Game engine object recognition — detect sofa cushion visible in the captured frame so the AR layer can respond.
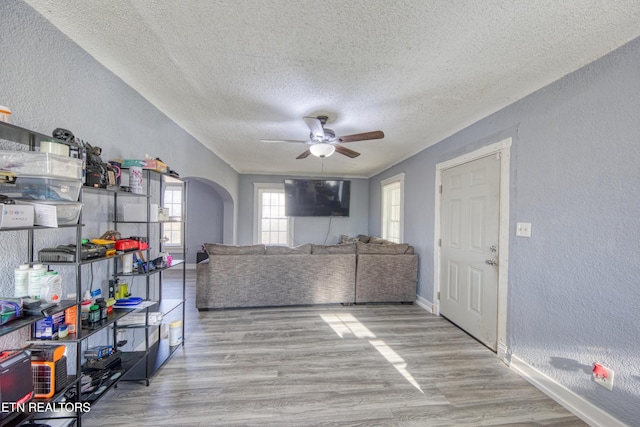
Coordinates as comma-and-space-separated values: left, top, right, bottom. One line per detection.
356, 241, 410, 254
265, 244, 312, 255
205, 243, 265, 255
312, 243, 356, 254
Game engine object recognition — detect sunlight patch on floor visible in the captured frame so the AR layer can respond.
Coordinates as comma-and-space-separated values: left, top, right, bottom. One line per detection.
320, 313, 375, 339
321, 313, 423, 393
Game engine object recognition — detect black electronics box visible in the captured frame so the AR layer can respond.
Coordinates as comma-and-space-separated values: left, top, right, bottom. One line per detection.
0, 349, 34, 419
39, 243, 106, 262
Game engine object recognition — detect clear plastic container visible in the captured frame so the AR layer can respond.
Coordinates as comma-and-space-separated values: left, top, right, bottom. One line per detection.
39, 271, 62, 303
0, 176, 81, 201
0, 150, 81, 179
16, 200, 82, 225
28, 264, 47, 299
14, 264, 30, 297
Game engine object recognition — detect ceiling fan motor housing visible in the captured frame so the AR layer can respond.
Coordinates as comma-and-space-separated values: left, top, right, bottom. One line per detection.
260, 114, 384, 159
311, 128, 336, 142
316, 115, 329, 125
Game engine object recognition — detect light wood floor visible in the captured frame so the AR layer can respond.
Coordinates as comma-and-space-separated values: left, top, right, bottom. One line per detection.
81, 270, 585, 426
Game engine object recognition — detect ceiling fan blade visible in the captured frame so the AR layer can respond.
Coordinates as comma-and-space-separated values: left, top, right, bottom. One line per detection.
296, 149, 312, 159
338, 130, 384, 143
334, 145, 360, 158
303, 116, 325, 140
260, 139, 307, 144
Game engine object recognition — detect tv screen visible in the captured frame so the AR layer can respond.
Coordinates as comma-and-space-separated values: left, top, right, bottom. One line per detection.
284, 179, 351, 217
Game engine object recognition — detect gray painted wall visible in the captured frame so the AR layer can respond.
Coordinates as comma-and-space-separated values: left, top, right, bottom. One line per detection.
185, 178, 224, 261
0, 1, 239, 201
237, 174, 369, 245
0, 0, 240, 251
0, 1, 239, 343
369, 37, 640, 424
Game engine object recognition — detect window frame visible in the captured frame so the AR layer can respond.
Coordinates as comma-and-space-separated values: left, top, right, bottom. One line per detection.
162, 182, 183, 249
253, 182, 293, 246
381, 173, 405, 243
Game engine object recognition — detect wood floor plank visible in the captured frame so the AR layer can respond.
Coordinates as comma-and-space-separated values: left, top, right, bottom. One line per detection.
79, 270, 586, 426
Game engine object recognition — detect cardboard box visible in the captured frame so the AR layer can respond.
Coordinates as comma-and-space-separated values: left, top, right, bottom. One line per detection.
157, 206, 170, 221
0, 203, 34, 228
122, 159, 168, 173
121, 203, 145, 222
34, 311, 65, 339
120, 203, 158, 222
117, 312, 163, 326
84, 345, 114, 359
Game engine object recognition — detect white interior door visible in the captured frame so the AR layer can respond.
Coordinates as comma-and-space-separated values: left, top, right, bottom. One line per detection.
439, 154, 501, 350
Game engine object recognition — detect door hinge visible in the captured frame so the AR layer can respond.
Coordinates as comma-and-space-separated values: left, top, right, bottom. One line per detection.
439, 184, 443, 194
437, 291, 441, 300
438, 238, 441, 247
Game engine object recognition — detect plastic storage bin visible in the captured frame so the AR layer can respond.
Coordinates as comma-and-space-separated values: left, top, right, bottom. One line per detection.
0, 176, 81, 201
0, 150, 82, 179
16, 200, 82, 226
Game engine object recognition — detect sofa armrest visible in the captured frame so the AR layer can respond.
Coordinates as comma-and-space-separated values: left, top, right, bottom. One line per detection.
356, 254, 418, 303
196, 259, 210, 309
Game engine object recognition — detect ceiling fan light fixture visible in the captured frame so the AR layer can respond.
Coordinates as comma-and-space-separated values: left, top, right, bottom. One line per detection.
309, 143, 335, 158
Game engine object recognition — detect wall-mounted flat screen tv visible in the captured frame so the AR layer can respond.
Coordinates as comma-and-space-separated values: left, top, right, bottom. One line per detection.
284, 179, 351, 217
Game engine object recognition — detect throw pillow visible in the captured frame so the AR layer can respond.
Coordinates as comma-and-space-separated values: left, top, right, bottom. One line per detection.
356, 241, 410, 254
312, 243, 357, 254
265, 244, 312, 254
205, 243, 265, 255
339, 234, 360, 244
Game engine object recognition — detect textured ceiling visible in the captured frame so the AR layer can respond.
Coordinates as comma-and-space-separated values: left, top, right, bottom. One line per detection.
24, 0, 640, 177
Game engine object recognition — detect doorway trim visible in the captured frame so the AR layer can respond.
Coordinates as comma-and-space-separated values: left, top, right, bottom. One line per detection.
434, 137, 512, 361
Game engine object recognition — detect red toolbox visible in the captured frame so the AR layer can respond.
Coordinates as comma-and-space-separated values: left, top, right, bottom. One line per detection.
114, 239, 139, 251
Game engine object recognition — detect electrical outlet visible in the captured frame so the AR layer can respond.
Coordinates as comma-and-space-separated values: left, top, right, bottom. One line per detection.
516, 222, 532, 237
593, 363, 614, 391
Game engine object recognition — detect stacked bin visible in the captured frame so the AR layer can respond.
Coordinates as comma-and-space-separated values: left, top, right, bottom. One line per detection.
0, 150, 83, 225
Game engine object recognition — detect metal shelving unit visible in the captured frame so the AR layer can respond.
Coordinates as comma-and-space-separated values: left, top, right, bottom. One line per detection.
0, 121, 165, 426
111, 168, 186, 386
0, 121, 91, 427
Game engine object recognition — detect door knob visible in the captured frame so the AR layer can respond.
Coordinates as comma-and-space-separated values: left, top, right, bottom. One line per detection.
485, 259, 498, 266
490, 245, 497, 253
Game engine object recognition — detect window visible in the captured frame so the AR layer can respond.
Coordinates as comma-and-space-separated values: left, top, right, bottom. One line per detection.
381, 173, 404, 243
253, 183, 292, 245
162, 181, 183, 247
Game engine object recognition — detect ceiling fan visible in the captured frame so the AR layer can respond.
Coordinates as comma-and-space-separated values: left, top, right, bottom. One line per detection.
260, 116, 384, 159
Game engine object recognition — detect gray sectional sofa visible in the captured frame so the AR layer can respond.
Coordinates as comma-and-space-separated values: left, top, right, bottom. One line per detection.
196, 239, 418, 310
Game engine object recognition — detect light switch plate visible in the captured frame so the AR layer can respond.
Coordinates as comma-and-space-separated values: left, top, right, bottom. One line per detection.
516, 222, 532, 237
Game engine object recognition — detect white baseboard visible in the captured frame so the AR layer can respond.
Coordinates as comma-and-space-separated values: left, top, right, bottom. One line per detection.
414, 295, 434, 313
509, 355, 627, 427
